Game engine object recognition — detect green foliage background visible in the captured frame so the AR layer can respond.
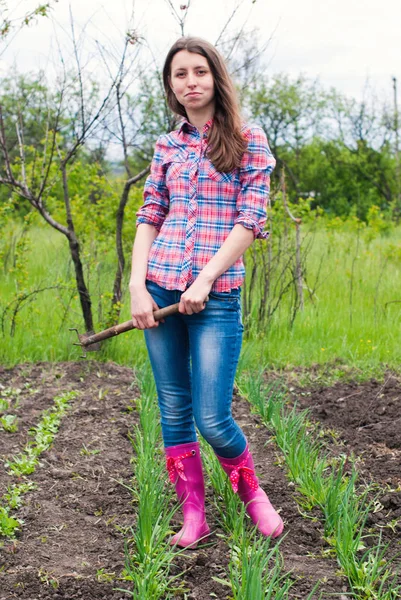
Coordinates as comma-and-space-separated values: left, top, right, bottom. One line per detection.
0, 67, 400, 372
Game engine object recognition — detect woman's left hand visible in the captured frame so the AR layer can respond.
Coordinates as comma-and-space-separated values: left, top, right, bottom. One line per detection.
179, 277, 212, 315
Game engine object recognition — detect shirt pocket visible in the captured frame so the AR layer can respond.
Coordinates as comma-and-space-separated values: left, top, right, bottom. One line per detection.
208, 163, 237, 184
162, 148, 188, 181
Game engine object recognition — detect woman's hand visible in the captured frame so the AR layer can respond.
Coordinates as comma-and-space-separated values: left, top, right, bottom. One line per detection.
130, 285, 160, 329
179, 276, 212, 315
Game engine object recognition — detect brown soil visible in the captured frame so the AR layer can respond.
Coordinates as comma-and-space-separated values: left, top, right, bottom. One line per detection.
0, 362, 396, 599
289, 373, 401, 586
0, 362, 136, 600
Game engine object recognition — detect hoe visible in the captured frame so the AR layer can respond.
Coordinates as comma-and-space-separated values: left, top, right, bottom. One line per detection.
70, 302, 180, 358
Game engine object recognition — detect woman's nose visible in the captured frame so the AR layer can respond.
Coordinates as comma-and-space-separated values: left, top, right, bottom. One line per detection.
187, 73, 197, 87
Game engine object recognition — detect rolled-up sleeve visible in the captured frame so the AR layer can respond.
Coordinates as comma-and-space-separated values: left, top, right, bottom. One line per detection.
136, 136, 169, 231
234, 126, 276, 239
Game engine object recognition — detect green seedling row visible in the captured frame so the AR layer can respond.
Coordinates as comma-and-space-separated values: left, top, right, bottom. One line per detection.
0, 390, 78, 538
237, 371, 400, 600
201, 442, 320, 600
116, 362, 185, 599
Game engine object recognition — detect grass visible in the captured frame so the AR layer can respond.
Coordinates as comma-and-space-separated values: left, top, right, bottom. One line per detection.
237, 370, 401, 599
0, 222, 400, 373
243, 224, 401, 370
1, 218, 400, 594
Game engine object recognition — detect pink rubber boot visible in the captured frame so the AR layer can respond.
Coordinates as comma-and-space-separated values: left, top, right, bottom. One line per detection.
165, 441, 210, 548
216, 445, 284, 538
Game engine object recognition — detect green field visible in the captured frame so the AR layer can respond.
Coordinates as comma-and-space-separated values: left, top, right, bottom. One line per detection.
1, 219, 400, 373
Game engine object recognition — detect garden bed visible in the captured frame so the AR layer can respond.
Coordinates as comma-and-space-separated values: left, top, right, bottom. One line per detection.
290, 374, 401, 583
0, 362, 399, 598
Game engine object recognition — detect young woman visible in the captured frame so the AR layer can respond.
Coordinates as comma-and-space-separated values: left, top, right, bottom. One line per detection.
129, 37, 283, 548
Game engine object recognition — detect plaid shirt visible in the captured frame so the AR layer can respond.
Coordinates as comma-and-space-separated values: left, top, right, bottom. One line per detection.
136, 119, 276, 292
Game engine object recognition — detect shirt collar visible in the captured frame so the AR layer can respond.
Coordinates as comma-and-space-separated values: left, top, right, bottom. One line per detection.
179, 117, 214, 136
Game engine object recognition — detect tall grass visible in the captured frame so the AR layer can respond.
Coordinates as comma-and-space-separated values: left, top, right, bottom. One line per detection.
252, 225, 401, 369
1, 222, 400, 370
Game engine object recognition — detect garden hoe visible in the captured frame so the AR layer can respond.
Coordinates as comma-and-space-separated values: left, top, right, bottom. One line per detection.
70, 302, 180, 358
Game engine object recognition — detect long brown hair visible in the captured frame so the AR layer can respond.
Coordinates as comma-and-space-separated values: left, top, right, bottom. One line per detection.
162, 37, 247, 173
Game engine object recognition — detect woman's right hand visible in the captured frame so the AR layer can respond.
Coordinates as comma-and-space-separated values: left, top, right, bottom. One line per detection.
130, 285, 160, 330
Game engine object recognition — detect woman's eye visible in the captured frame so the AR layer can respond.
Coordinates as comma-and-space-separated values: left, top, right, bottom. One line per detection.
197, 70, 206, 75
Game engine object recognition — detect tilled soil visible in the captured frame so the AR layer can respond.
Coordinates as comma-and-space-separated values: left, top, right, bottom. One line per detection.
0, 362, 136, 600
290, 372, 401, 586
0, 361, 397, 599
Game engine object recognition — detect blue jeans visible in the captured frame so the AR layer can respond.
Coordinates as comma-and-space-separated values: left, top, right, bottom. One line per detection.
144, 280, 247, 459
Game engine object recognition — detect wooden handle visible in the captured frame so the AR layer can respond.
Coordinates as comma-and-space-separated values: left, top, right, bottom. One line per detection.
153, 302, 180, 321
79, 302, 180, 347
79, 297, 208, 348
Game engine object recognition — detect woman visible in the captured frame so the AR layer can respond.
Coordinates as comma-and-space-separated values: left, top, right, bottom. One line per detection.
129, 37, 283, 548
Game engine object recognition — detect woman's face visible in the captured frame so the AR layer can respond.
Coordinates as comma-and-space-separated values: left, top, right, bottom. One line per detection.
169, 50, 215, 116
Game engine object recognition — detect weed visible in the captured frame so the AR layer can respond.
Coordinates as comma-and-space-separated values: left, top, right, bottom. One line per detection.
80, 443, 101, 457
96, 568, 115, 584
38, 569, 59, 589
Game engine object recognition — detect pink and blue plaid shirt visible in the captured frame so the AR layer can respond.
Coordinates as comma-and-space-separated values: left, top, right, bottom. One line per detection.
136, 119, 276, 292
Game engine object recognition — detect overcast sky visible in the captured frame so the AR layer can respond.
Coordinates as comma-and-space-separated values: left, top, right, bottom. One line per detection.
1, 0, 400, 103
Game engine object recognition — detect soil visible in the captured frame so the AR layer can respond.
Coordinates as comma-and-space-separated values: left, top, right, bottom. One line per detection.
288, 372, 401, 587
0, 361, 398, 599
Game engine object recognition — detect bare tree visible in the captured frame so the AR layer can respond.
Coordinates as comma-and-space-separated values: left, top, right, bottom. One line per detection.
95, 33, 177, 323
0, 17, 121, 332
164, 0, 192, 36
0, 0, 59, 55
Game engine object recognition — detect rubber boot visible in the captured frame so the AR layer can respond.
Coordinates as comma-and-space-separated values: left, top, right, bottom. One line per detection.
216, 444, 284, 538
165, 441, 210, 548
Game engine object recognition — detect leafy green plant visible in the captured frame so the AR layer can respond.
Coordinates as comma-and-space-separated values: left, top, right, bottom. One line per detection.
0, 386, 22, 409
0, 414, 18, 432
3, 482, 36, 510
5, 451, 38, 476
0, 397, 9, 412
0, 506, 21, 537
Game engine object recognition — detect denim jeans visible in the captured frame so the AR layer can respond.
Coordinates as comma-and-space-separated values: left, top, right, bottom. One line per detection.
144, 280, 247, 459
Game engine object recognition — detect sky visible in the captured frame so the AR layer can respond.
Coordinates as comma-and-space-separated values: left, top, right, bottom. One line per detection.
1, 0, 400, 103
